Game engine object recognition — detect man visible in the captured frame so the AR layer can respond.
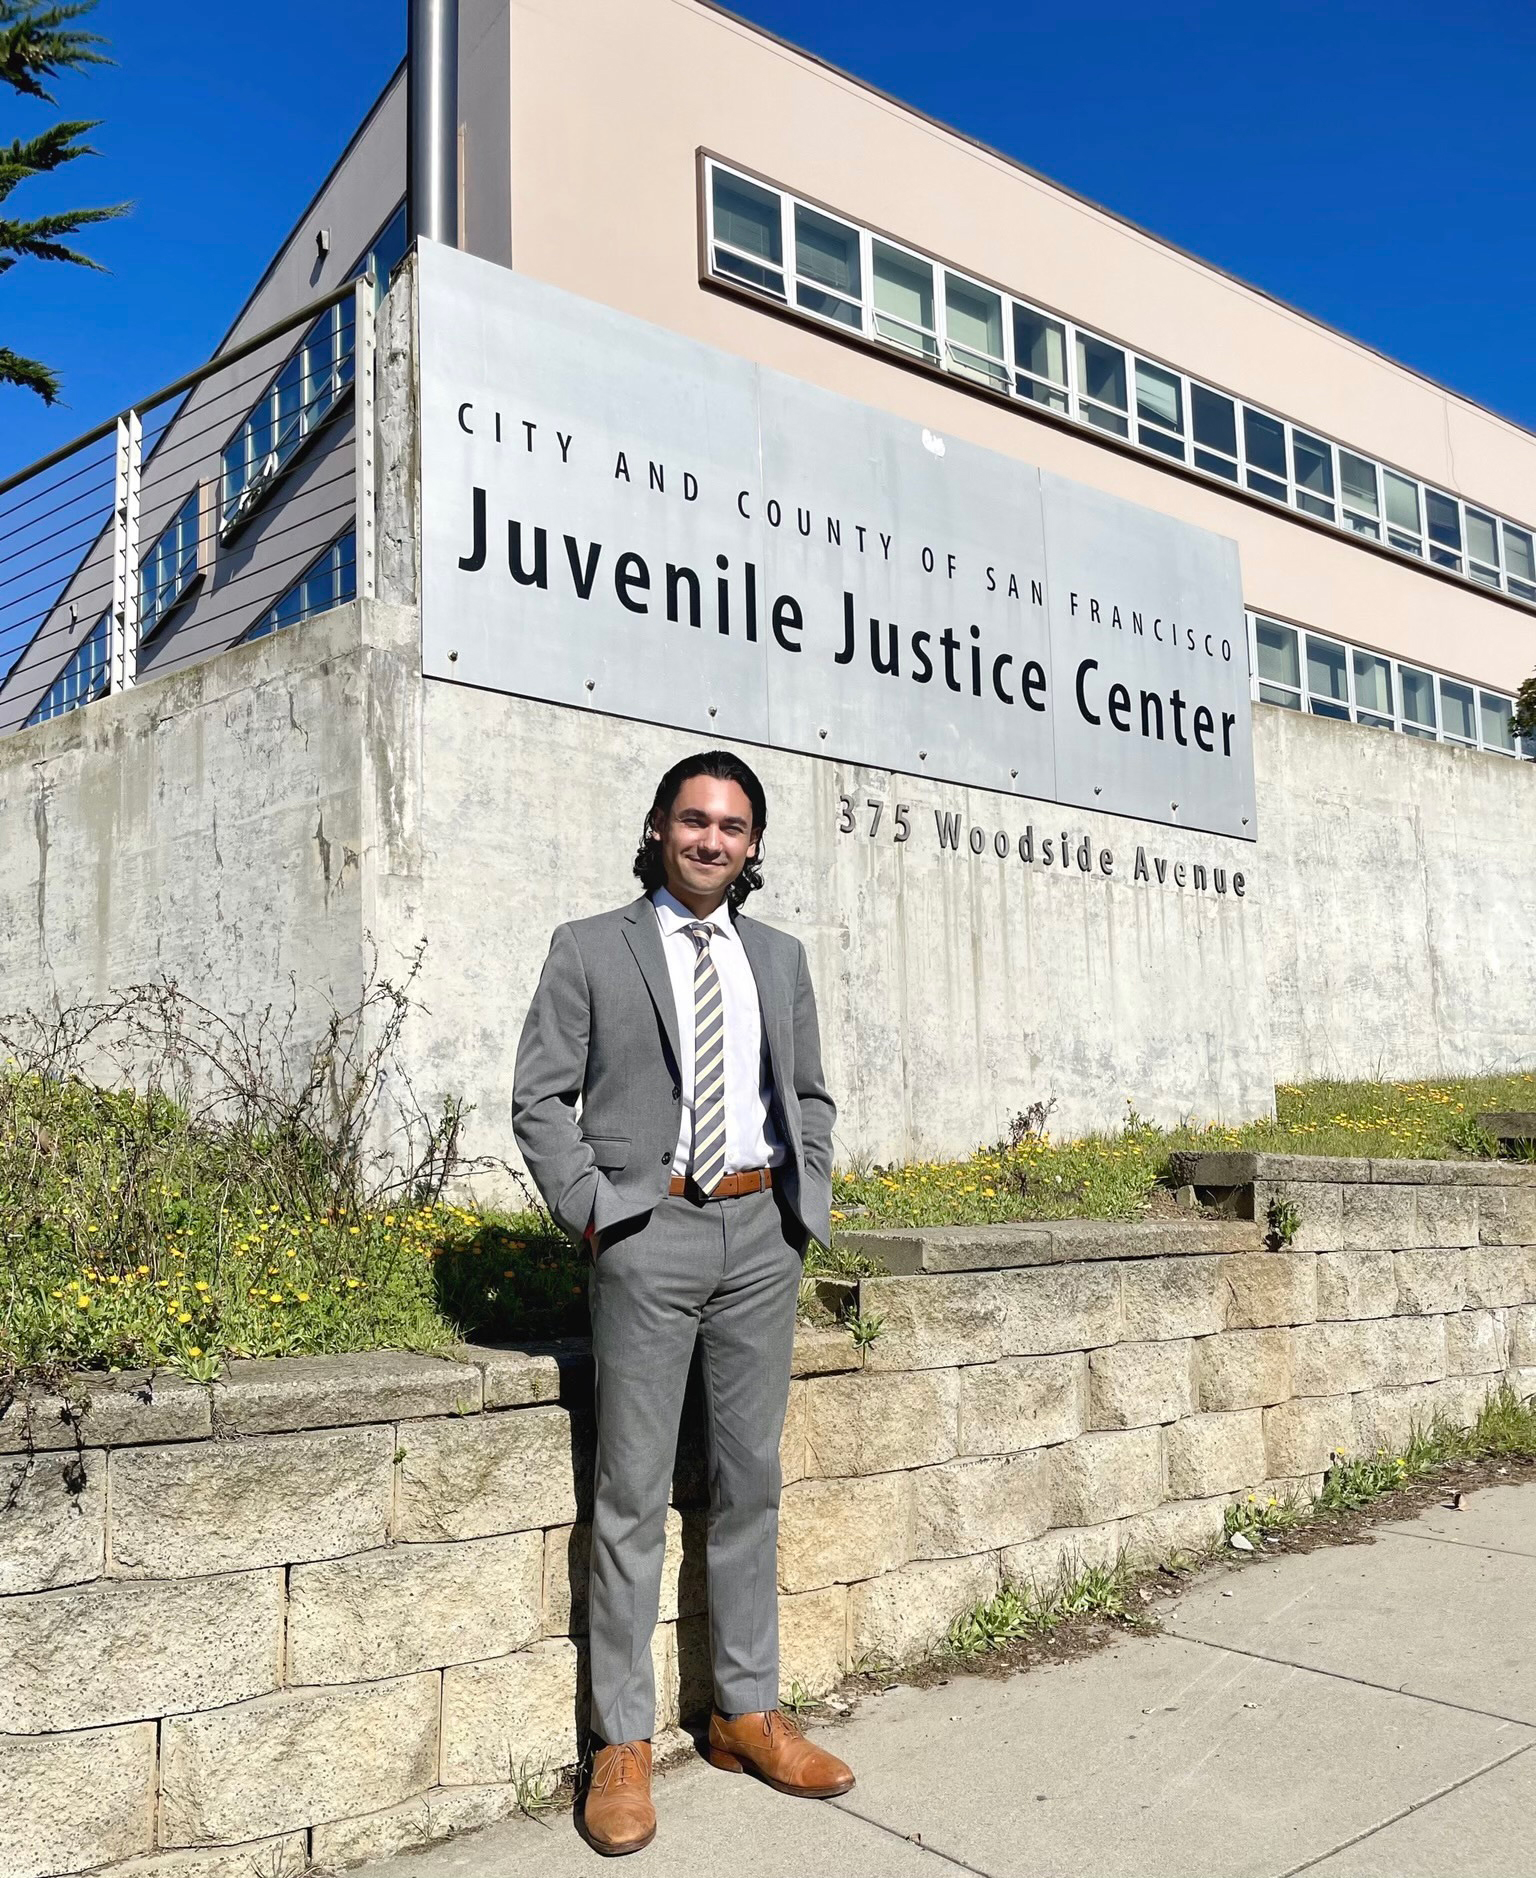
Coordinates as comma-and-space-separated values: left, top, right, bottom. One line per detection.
512, 749, 854, 1856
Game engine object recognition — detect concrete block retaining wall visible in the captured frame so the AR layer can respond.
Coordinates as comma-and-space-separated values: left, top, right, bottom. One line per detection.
3, 1157, 1535, 1874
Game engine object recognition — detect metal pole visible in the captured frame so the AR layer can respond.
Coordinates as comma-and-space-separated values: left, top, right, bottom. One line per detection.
354, 272, 378, 602
110, 411, 141, 694
408, 0, 459, 248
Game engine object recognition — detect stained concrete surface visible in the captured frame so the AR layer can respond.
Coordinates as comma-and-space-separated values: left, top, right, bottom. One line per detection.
349, 1482, 1536, 1877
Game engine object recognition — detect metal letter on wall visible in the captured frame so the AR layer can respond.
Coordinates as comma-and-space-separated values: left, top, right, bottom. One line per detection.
416, 242, 1257, 841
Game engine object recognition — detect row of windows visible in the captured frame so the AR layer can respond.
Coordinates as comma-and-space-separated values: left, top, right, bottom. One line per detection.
243, 529, 356, 643
26, 612, 109, 725
1248, 613, 1530, 758
705, 160, 1536, 610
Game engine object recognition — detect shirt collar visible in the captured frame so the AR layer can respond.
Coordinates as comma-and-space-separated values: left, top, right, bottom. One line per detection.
651, 886, 735, 939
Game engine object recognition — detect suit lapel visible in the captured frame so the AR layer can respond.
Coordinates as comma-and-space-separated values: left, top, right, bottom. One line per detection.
733, 912, 789, 1095
621, 895, 682, 1069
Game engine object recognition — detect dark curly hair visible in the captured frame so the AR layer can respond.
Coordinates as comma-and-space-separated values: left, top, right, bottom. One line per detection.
633, 750, 768, 909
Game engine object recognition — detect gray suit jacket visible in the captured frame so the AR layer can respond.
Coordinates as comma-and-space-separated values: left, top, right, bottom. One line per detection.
512, 894, 836, 1251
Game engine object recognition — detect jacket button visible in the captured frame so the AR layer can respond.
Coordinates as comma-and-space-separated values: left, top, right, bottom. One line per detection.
671, 1087, 681, 1102
661, 1151, 671, 1164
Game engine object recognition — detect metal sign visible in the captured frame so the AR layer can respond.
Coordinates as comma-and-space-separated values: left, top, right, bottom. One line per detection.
418, 240, 1256, 840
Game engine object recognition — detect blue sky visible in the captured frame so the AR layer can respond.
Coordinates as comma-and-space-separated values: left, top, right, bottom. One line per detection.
3, 0, 1535, 477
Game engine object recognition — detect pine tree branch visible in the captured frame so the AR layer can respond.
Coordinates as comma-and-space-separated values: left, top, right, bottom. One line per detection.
0, 121, 110, 208
0, 2, 110, 105
0, 200, 127, 273
0, 342, 61, 404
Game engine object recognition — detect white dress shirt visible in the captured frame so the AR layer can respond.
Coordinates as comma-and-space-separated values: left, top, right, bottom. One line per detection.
651, 887, 785, 1176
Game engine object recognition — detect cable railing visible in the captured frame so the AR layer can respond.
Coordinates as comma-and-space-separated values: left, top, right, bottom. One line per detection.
0, 269, 379, 739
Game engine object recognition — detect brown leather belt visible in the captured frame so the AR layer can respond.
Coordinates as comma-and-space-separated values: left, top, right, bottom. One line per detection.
668, 1166, 774, 1201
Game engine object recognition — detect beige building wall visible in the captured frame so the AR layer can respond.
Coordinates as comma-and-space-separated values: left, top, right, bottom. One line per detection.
461, 0, 1536, 694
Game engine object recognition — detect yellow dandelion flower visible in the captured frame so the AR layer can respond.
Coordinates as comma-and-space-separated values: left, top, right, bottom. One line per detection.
187, 1347, 203, 1359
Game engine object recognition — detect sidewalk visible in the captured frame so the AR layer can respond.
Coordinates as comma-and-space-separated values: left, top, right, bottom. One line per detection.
351, 1483, 1536, 1877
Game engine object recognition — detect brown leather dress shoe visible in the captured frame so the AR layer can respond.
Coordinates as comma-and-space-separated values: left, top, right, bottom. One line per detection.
582, 1740, 656, 1855
706, 1708, 855, 1798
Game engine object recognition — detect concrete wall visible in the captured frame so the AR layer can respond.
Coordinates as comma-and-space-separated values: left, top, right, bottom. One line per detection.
1255, 705, 1536, 1084
2, 1160, 1533, 1874
3, 600, 1534, 1177
0, 601, 383, 1077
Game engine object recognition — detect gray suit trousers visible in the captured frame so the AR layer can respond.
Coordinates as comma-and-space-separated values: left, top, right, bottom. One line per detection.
586, 1184, 803, 1744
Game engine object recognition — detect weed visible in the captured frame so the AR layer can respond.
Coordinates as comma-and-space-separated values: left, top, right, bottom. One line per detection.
944, 1554, 1135, 1658
1447, 1113, 1500, 1158
1224, 1491, 1305, 1541
844, 1310, 883, 1351
1265, 1196, 1303, 1250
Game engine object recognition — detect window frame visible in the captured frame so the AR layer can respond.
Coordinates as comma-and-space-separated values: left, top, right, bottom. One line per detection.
25, 611, 111, 725
241, 527, 358, 645
138, 487, 204, 641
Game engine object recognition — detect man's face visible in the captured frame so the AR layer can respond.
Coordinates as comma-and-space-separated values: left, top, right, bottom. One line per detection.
655, 775, 759, 905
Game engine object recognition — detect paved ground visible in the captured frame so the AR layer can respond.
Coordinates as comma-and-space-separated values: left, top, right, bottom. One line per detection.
354, 1482, 1536, 1877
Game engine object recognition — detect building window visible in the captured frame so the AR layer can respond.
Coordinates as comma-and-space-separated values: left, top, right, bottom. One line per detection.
1352, 649, 1393, 729
710, 169, 784, 297
1466, 508, 1501, 588
221, 296, 356, 538
138, 489, 201, 640
944, 273, 1007, 390
1135, 360, 1184, 459
1439, 677, 1477, 745
243, 529, 356, 643
1243, 408, 1288, 501
793, 203, 861, 328
1305, 634, 1350, 719
1481, 691, 1516, 754
1293, 431, 1335, 522
1254, 617, 1302, 708
25, 611, 110, 725
1425, 489, 1462, 572
1504, 524, 1536, 601
367, 200, 408, 281
1384, 470, 1422, 554
1400, 664, 1437, 739
700, 158, 1536, 617
1075, 333, 1128, 437
1013, 306, 1068, 412
1339, 451, 1381, 538
872, 240, 937, 362
1191, 385, 1238, 481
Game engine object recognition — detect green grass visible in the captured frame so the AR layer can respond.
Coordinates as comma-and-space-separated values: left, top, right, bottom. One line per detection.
830, 1072, 1536, 1236
6, 1056, 1536, 1382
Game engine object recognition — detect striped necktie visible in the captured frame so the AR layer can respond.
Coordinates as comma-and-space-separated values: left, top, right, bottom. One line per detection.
684, 920, 727, 1195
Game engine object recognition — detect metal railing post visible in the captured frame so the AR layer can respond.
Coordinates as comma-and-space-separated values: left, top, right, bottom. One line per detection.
110, 410, 142, 693
354, 273, 378, 603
